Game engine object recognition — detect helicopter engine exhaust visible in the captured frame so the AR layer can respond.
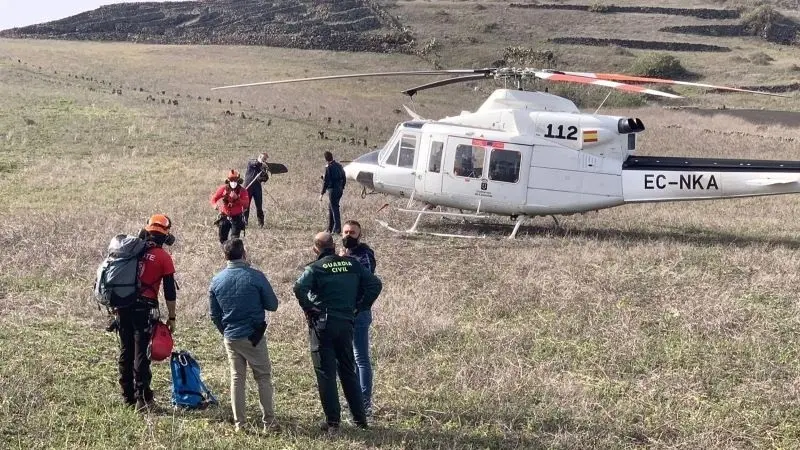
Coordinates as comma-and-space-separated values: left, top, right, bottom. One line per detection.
618, 118, 645, 133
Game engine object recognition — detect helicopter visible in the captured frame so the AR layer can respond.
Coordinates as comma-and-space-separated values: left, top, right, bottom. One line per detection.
213, 67, 798, 238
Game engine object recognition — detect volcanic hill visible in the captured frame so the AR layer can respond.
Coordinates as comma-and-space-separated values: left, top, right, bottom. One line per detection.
0, 0, 414, 53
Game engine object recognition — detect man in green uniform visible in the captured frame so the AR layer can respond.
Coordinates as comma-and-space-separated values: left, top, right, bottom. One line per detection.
293, 232, 382, 432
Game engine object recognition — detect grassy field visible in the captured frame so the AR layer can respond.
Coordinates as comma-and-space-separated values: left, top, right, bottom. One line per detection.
1, 2, 800, 447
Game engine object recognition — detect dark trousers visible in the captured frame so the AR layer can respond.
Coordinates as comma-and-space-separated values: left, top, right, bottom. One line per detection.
245, 186, 264, 227
218, 214, 245, 244
118, 307, 153, 402
326, 188, 343, 234
309, 316, 366, 425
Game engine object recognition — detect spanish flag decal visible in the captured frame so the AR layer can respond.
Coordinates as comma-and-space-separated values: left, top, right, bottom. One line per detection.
583, 129, 598, 143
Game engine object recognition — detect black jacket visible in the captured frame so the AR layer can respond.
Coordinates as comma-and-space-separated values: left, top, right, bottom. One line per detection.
347, 243, 376, 274
244, 160, 268, 190
321, 160, 346, 194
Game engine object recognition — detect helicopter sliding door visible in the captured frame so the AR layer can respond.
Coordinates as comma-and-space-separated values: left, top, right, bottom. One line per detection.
440, 136, 530, 211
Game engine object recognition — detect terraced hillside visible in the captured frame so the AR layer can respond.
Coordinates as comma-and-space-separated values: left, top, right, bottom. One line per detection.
0, 0, 413, 53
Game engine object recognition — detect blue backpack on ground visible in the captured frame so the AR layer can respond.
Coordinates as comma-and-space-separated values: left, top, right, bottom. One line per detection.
170, 350, 218, 409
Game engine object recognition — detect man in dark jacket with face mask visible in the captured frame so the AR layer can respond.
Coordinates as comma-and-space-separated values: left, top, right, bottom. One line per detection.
339, 219, 377, 416
293, 232, 382, 433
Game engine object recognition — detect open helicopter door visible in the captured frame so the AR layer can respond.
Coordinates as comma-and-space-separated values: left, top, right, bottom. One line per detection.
416, 134, 447, 195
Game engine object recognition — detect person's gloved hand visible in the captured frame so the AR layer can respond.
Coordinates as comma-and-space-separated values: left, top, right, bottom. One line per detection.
318, 194, 323, 202
167, 317, 176, 333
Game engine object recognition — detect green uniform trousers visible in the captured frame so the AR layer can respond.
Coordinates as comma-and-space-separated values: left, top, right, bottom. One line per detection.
308, 316, 367, 425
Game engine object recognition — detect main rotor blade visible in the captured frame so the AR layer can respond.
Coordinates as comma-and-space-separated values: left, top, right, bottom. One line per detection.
557, 71, 789, 98
534, 71, 683, 99
401, 74, 492, 97
212, 69, 492, 90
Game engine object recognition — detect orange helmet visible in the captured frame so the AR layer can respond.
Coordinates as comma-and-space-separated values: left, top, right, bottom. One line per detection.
226, 169, 240, 181
145, 214, 171, 235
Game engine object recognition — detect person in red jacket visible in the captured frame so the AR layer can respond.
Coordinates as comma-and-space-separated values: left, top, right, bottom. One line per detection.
211, 169, 250, 244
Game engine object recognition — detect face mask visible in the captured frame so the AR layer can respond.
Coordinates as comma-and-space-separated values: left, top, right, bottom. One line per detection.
164, 234, 176, 246
229, 181, 238, 189
342, 235, 359, 249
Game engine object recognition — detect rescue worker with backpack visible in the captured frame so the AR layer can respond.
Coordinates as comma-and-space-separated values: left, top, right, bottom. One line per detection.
96, 214, 178, 411
211, 169, 250, 245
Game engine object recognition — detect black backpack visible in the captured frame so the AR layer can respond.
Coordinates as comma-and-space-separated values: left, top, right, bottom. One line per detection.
94, 234, 147, 310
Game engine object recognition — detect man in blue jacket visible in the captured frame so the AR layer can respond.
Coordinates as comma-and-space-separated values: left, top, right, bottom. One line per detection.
209, 238, 280, 432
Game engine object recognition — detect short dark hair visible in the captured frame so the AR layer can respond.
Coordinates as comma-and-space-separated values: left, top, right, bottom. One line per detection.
324, 151, 333, 162
223, 238, 245, 260
343, 219, 361, 229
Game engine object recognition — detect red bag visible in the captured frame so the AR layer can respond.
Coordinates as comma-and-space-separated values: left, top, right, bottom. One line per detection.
149, 320, 174, 362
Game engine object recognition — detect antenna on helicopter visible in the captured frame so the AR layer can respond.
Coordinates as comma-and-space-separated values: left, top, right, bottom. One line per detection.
594, 90, 613, 114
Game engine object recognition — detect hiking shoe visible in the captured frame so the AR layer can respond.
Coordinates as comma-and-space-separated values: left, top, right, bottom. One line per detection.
135, 398, 148, 413
354, 421, 369, 430
262, 420, 281, 433
319, 421, 340, 435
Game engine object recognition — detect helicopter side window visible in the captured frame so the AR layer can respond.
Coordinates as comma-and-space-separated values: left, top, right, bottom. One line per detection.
428, 141, 444, 173
488, 149, 521, 183
384, 141, 400, 166
453, 144, 484, 179
398, 135, 418, 168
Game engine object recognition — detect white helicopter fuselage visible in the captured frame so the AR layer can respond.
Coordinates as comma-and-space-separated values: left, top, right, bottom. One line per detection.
344, 89, 800, 217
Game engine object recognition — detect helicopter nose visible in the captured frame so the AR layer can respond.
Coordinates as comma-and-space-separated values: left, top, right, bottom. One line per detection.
345, 150, 379, 190
344, 162, 360, 181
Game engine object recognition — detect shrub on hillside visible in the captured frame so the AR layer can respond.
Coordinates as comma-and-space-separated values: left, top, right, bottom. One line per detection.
588, 3, 612, 13
741, 5, 782, 36
502, 46, 557, 68
740, 4, 799, 44
628, 53, 689, 78
748, 51, 774, 65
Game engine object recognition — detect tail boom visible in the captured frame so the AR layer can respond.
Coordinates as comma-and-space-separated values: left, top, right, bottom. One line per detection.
622, 156, 800, 203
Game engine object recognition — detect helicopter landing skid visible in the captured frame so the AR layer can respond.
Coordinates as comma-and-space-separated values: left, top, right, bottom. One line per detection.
379, 208, 528, 239
375, 219, 486, 239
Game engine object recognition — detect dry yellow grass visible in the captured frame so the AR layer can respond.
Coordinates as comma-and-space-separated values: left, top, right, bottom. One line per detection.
1, 35, 800, 449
